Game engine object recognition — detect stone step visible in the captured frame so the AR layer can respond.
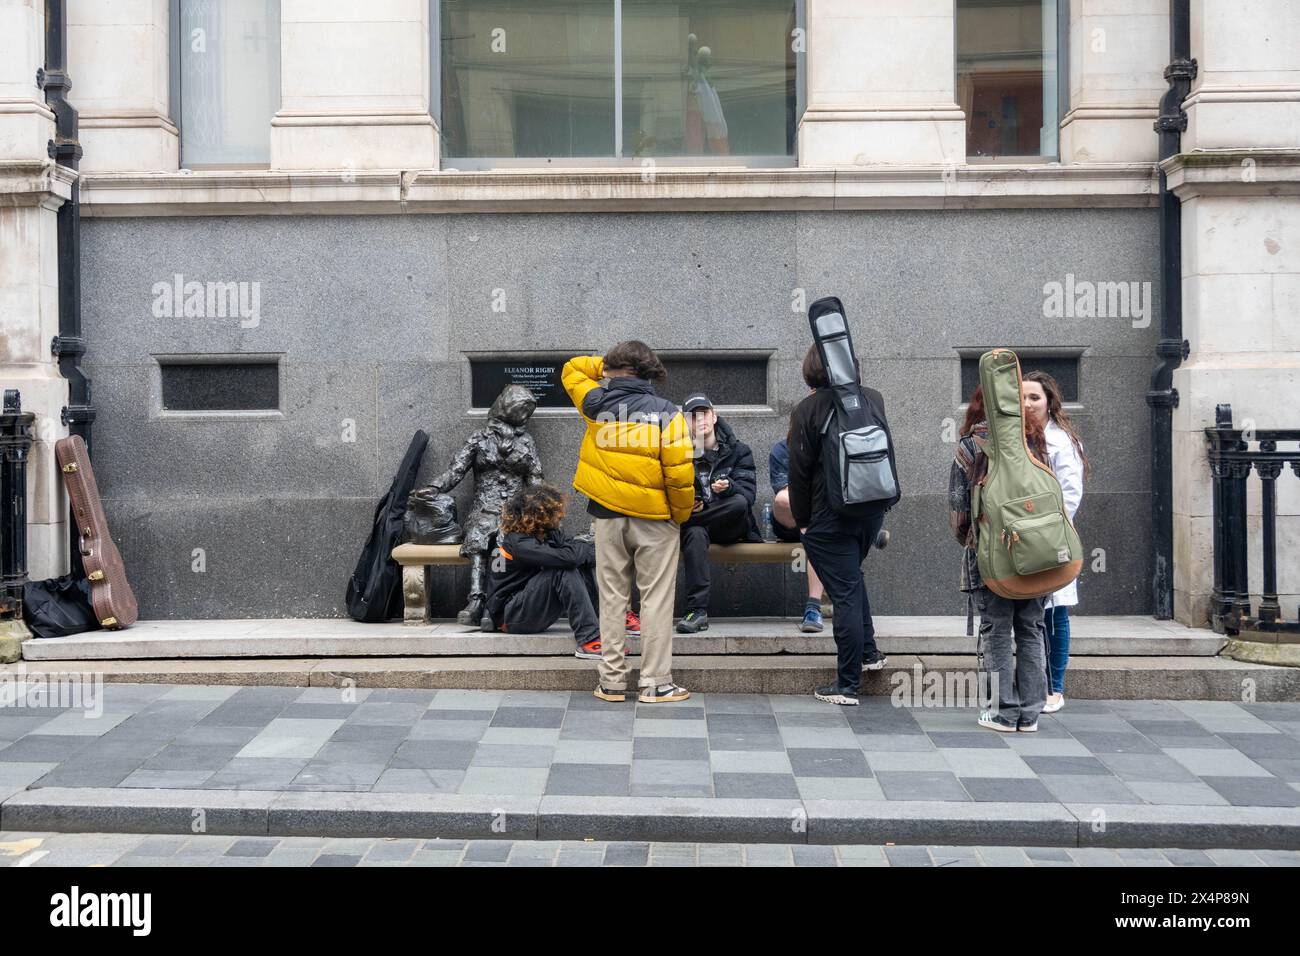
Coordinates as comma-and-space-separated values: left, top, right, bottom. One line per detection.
6, 787, 1299, 850
6, 654, 1297, 700
19, 615, 1224, 662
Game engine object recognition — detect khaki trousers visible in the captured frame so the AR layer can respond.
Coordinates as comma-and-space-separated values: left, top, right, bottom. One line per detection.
594, 515, 680, 690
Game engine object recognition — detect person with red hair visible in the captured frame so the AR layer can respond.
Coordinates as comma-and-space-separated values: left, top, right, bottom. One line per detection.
949, 384, 1052, 732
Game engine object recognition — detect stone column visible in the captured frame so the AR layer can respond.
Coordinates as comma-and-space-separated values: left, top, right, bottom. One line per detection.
1184, 0, 1300, 150
0, 0, 73, 633
1059, 0, 1169, 163
67, 0, 178, 172
271, 0, 439, 170
799, 0, 965, 166
0, 0, 57, 163
1169, 0, 1300, 628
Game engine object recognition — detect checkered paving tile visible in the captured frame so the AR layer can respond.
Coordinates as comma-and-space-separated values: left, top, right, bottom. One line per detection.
1, 686, 1298, 806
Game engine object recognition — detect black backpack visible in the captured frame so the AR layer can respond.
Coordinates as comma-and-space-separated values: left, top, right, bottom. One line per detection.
807, 297, 901, 518
345, 430, 428, 622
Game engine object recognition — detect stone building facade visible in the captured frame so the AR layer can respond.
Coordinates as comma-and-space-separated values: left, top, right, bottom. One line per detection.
1, 1, 1296, 624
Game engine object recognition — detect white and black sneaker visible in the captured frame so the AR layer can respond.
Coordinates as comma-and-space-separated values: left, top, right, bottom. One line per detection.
638, 683, 691, 703
978, 709, 1018, 733
864, 651, 888, 671
814, 684, 860, 706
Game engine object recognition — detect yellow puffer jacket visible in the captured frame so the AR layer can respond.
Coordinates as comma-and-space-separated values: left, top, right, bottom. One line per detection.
562, 355, 695, 524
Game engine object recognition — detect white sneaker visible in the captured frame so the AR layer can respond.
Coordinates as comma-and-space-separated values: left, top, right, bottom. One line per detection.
978, 710, 1018, 733
638, 683, 691, 704
1042, 693, 1065, 714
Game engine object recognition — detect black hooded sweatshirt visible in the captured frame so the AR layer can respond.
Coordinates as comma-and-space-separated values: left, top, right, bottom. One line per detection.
693, 417, 761, 542
484, 529, 595, 623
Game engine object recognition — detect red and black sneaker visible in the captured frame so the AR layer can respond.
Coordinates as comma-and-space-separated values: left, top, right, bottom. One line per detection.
575, 637, 602, 660
625, 610, 641, 637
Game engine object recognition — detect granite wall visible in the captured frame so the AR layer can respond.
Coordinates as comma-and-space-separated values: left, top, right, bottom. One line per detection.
80, 208, 1160, 619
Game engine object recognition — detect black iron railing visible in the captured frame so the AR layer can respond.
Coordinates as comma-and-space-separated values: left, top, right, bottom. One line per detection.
1206, 404, 1300, 638
0, 390, 35, 627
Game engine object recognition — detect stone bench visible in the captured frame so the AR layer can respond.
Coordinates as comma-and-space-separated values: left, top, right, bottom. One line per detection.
391, 541, 804, 626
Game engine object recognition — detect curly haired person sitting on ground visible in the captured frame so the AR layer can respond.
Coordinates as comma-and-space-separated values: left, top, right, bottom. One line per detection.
483, 483, 605, 661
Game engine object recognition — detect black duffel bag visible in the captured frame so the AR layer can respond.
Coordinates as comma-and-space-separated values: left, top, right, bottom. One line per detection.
23, 575, 103, 639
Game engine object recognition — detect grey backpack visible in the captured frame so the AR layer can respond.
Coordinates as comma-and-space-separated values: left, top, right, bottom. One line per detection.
808, 297, 900, 517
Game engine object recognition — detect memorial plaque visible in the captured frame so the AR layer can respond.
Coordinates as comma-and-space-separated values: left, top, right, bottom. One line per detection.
470, 354, 771, 409
470, 358, 568, 408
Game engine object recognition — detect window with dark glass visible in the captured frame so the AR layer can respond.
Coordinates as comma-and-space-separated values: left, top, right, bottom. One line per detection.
955, 0, 1062, 159
439, 0, 798, 164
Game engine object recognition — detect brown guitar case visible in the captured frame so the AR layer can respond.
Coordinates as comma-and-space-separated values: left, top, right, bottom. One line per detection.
54, 435, 139, 629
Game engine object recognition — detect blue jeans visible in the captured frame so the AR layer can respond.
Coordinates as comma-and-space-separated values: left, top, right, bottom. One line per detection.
1043, 605, 1071, 694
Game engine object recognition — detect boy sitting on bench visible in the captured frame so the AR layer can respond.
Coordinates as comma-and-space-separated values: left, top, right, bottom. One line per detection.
482, 483, 604, 660
676, 393, 762, 634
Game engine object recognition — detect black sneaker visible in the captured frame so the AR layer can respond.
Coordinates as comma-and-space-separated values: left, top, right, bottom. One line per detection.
874, 529, 890, 550
864, 650, 888, 671
675, 610, 709, 634
814, 684, 860, 706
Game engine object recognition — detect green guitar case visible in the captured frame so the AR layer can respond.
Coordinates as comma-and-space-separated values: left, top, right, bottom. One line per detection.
973, 349, 1083, 600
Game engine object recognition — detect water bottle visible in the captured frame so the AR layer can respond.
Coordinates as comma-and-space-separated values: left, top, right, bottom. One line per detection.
762, 503, 775, 542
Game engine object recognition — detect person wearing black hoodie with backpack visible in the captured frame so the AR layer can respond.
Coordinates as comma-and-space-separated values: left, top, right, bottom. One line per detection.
675, 393, 761, 633
787, 342, 899, 706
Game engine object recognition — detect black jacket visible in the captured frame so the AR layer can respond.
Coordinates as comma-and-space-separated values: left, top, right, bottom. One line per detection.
787, 385, 897, 528
694, 417, 761, 541
484, 529, 595, 623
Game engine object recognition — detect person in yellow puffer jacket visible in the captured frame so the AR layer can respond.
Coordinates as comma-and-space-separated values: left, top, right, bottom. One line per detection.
562, 341, 694, 705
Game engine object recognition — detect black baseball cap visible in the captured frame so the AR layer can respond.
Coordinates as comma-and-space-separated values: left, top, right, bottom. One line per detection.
682, 394, 714, 414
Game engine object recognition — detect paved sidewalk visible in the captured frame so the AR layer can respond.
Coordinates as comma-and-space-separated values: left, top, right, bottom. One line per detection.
3, 686, 1298, 804
2, 686, 1299, 847
4, 832, 1298, 867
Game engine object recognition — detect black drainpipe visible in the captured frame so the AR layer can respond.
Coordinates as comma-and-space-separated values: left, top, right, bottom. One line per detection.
40, 0, 94, 566
1146, 0, 1196, 620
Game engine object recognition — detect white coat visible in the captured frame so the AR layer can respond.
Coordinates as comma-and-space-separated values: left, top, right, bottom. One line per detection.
1044, 419, 1084, 609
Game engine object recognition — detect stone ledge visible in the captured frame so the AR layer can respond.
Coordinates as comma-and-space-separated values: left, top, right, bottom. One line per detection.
268, 791, 538, 839
1163, 148, 1300, 198
18, 616, 1221, 661
0, 787, 273, 836
76, 164, 1159, 216
1070, 804, 1300, 850
4, 654, 1296, 700
1222, 638, 1300, 668
805, 800, 1079, 847
537, 796, 804, 844
0, 159, 76, 204
6, 788, 1300, 849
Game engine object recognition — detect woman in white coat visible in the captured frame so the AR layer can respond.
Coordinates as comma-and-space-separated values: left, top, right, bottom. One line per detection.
1023, 372, 1088, 715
